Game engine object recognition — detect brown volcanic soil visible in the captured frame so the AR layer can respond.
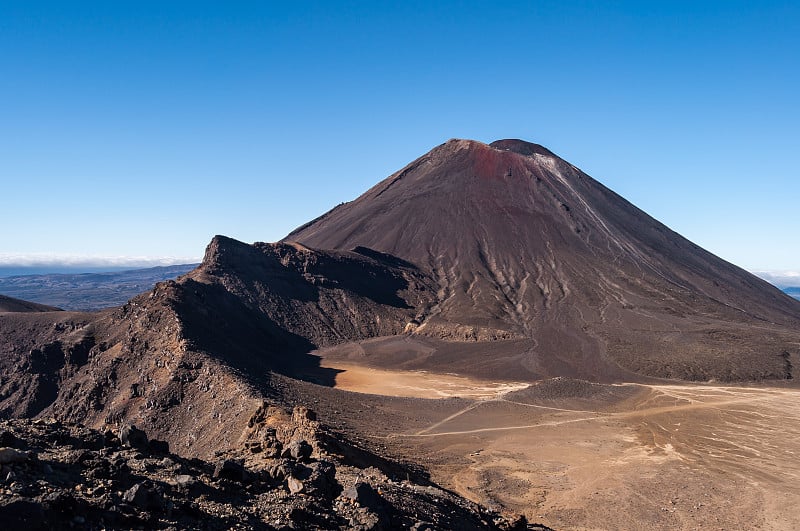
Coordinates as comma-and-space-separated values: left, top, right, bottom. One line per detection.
303, 368, 800, 530
0, 310, 99, 418
311, 335, 645, 383
288, 138, 800, 381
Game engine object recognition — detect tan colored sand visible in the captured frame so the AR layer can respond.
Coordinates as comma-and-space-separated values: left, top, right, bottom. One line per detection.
319, 360, 529, 399
322, 361, 800, 530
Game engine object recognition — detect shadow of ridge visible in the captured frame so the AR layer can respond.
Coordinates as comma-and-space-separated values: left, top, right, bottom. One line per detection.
281, 245, 415, 309
221, 241, 416, 310
350, 246, 419, 270
284, 352, 347, 388
174, 278, 341, 388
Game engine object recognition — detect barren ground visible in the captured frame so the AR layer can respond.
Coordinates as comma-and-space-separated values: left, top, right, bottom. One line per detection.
320, 359, 800, 530
319, 360, 529, 399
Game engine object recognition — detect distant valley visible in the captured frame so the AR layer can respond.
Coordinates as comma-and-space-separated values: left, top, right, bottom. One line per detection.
0, 264, 197, 311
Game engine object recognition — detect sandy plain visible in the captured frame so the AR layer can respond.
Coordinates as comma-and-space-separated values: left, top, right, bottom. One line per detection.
320, 358, 800, 530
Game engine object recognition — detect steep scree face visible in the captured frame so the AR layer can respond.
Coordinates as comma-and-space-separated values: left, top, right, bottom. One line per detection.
187, 236, 434, 354
287, 139, 800, 381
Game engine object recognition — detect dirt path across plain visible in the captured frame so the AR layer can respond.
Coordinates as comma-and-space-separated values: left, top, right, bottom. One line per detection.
322, 360, 800, 530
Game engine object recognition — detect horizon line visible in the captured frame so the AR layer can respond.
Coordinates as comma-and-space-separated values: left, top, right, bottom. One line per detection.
0, 254, 797, 288
0, 254, 202, 269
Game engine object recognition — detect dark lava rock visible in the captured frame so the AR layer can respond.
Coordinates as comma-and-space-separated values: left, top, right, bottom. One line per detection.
119, 424, 148, 450
103, 429, 120, 448
122, 482, 163, 511
245, 440, 263, 453
41, 491, 78, 519
0, 448, 29, 464
294, 461, 338, 498
343, 481, 384, 511
0, 411, 528, 530
213, 459, 248, 482
0, 498, 46, 530
284, 439, 313, 461
262, 428, 283, 458
268, 461, 293, 483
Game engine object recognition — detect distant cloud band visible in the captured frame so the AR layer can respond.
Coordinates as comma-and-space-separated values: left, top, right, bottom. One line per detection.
0, 253, 201, 268
753, 271, 800, 288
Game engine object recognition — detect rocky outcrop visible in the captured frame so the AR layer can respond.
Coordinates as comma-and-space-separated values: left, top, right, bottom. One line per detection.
0, 409, 538, 530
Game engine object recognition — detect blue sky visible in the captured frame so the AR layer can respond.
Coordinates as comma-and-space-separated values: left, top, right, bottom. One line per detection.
1, 1, 798, 277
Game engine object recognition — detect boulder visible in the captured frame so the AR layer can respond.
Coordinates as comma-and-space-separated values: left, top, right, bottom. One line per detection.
119, 425, 148, 450
122, 482, 163, 510
342, 481, 384, 512
268, 461, 293, 483
0, 448, 29, 465
295, 461, 338, 498
213, 459, 248, 482
287, 475, 304, 494
173, 474, 195, 487
0, 430, 21, 448
284, 439, 313, 461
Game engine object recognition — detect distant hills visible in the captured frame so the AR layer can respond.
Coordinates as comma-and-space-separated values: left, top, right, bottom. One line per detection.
0, 264, 198, 311
785, 287, 800, 300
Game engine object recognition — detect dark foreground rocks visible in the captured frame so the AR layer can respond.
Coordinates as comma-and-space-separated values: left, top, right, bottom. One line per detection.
0, 408, 548, 530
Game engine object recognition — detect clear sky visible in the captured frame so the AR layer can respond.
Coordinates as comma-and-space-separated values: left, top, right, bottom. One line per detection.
1, 1, 798, 278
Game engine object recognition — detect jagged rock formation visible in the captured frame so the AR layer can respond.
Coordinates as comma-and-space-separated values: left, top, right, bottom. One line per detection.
189, 237, 434, 350
0, 410, 535, 530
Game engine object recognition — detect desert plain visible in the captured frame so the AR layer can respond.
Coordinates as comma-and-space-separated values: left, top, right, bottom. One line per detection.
314, 345, 800, 530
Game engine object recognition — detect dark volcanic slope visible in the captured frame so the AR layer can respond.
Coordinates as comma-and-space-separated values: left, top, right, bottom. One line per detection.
0, 310, 97, 418
0, 294, 62, 313
288, 138, 800, 381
